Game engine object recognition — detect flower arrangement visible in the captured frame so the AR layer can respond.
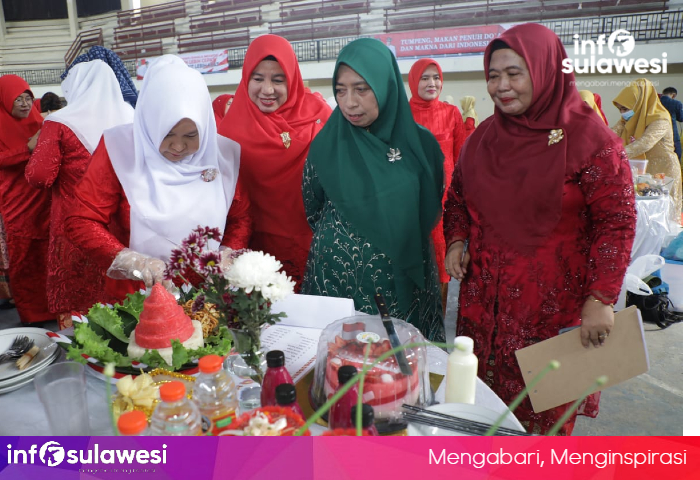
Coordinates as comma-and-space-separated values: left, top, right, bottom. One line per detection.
164, 226, 295, 383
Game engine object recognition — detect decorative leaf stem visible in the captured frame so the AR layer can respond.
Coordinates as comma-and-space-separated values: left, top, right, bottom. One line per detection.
546, 375, 608, 436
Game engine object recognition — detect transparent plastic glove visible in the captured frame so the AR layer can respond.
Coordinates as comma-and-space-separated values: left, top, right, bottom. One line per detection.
107, 248, 166, 288
219, 246, 236, 272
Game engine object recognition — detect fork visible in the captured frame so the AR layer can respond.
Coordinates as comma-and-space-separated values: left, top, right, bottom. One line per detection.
0, 336, 34, 363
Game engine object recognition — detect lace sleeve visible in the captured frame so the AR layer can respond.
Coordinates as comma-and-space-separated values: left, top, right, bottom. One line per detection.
580, 144, 637, 303
302, 159, 324, 232
443, 164, 470, 247
25, 120, 63, 189
624, 119, 670, 160
610, 119, 625, 138
64, 139, 126, 271
222, 182, 252, 250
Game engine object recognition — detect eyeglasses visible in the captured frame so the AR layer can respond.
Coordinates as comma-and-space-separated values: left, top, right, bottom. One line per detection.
13, 95, 34, 106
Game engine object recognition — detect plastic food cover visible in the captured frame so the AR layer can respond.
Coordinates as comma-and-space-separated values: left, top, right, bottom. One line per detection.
309, 315, 432, 430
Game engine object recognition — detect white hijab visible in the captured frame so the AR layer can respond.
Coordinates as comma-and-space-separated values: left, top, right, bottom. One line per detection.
104, 55, 240, 261
48, 59, 134, 154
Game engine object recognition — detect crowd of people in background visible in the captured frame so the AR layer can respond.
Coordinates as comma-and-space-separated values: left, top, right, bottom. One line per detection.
0, 23, 683, 434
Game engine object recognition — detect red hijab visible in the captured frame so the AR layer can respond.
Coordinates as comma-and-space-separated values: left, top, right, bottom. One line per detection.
460, 23, 620, 253
0, 75, 43, 152
593, 93, 609, 126
408, 58, 442, 110
212, 93, 234, 127
218, 35, 331, 235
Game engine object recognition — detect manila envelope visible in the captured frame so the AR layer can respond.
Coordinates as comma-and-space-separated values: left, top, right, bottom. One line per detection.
515, 306, 649, 413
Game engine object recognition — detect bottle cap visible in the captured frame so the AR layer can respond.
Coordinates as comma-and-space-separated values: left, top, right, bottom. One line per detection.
275, 383, 297, 405
198, 354, 223, 374
118, 410, 148, 435
266, 350, 286, 368
160, 381, 186, 402
338, 365, 358, 384
350, 404, 375, 427
454, 336, 474, 354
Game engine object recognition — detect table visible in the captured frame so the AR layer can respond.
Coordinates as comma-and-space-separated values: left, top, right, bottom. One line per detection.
0, 347, 520, 436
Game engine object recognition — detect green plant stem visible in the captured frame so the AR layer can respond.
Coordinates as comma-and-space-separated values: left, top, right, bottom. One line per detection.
546, 375, 608, 436
295, 341, 451, 436
356, 339, 374, 436
484, 360, 561, 436
104, 363, 118, 435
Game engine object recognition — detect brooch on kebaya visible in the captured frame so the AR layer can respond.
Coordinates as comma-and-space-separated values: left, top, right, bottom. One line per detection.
548, 129, 564, 146
280, 132, 291, 149
387, 148, 402, 163
200, 168, 219, 182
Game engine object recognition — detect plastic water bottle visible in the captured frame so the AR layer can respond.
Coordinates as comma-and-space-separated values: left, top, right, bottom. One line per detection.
445, 336, 478, 404
118, 410, 149, 436
192, 355, 238, 434
150, 381, 202, 436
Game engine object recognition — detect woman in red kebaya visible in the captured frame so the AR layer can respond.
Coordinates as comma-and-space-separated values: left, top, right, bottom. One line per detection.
26, 60, 134, 327
0, 75, 53, 325
212, 93, 233, 128
218, 35, 331, 290
65, 56, 251, 303
443, 24, 636, 434
408, 58, 467, 312
460, 95, 479, 137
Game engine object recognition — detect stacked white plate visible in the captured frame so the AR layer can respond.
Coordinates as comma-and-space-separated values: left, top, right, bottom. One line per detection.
0, 327, 60, 394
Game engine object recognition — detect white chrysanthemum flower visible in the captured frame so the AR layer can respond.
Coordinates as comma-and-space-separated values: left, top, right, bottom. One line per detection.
260, 272, 296, 303
224, 251, 287, 295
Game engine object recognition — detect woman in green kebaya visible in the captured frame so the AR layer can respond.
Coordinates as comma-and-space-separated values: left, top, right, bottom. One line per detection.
301, 38, 445, 342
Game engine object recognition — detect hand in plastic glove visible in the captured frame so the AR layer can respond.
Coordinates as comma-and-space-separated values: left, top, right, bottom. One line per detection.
107, 249, 166, 288
219, 247, 236, 272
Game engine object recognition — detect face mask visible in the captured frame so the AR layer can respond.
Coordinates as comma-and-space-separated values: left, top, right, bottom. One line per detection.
622, 110, 635, 121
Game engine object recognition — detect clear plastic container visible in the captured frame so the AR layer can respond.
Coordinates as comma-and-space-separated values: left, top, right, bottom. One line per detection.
150, 381, 202, 436
192, 355, 238, 434
118, 410, 149, 436
310, 315, 432, 433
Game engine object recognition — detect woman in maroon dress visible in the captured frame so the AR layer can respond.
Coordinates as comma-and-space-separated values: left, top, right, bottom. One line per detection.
0, 75, 53, 324
443, 24, 636, 434
26, 60, 134, 327
408, 58, 467, 312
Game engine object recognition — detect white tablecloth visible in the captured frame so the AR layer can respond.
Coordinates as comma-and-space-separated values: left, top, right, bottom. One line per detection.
0, 347, 519, 436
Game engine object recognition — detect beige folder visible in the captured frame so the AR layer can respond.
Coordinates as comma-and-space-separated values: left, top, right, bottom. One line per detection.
515, 306, 649, 413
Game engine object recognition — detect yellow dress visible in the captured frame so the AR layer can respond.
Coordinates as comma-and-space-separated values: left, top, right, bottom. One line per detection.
612, 118, 682, 222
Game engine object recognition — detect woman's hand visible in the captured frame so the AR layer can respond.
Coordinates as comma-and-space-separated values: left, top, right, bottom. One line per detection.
445, 240, 470, 281
580, 296, 614, 348
27, 130, 40, 152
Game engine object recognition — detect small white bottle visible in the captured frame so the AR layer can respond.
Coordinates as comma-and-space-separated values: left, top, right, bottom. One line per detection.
445, 336, 478, 404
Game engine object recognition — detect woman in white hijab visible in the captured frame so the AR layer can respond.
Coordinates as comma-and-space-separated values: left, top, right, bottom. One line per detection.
66, 55, 251, 305
26, 59, 134, 326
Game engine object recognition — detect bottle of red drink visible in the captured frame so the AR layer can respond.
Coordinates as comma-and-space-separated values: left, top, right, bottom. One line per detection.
351, 403, 379, 436
275, 383, 306, 420
261, 350, 294, 406
328, 365, 359, 429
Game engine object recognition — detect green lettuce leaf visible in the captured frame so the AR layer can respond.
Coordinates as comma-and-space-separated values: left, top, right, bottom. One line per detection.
114, 291, 145, 336
66, 322, 133, 367
86, 303, 130, 343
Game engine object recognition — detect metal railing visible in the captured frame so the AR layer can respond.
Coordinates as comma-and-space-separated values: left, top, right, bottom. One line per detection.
5, 9, 682, 85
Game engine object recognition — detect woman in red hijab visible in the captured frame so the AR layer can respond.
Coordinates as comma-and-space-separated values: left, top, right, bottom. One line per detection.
212, 93, 234, 128
0, 75, 53, 324
408, 59, 467, 313
218, 35, 331, 289
443, 24, 636, 434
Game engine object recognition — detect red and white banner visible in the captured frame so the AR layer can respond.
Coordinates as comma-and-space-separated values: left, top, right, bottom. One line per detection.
374, 25, 507, 58
136, 49, 229, 80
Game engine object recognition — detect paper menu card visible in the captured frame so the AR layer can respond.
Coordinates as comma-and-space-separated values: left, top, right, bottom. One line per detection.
514, 306, 649, 413
260, 294, 356, 383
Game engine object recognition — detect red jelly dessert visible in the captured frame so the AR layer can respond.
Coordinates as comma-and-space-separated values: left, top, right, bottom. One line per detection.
324, 335, 420, 418
134, 283, 194, 349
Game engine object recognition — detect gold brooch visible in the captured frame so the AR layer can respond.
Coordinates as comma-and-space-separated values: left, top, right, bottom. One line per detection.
387, 148, 402, 163
280, 132, 291, 149
548, 129, 564, 146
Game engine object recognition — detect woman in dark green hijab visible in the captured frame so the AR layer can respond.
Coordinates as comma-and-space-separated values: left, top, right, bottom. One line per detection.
301, 38, 445, 342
